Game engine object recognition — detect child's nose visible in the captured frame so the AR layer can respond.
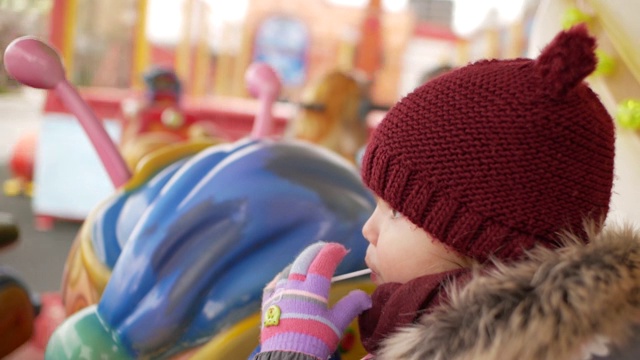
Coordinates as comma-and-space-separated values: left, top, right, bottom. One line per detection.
362, 215, 377, 245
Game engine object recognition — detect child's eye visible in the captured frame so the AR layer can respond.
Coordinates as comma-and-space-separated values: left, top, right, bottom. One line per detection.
391, 209, 401, 219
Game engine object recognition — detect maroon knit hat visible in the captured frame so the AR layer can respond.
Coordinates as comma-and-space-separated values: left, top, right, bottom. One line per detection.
361, 25, 615, 263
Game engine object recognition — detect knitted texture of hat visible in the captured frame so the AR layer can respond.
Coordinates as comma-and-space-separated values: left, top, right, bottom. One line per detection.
361, 25, 615, 263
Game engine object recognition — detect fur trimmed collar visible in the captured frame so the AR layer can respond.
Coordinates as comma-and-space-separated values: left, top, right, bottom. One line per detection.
377, 224, 640, 360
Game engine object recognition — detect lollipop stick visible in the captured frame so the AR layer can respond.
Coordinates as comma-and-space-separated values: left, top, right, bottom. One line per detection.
331, 268, 372, 283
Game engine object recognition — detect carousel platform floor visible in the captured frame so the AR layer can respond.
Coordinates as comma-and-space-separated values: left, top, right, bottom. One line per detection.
0, 165, 78, 293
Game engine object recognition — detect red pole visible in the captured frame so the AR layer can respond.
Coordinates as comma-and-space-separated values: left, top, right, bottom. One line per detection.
48, 0, 66, 50
354, 0, 383, 81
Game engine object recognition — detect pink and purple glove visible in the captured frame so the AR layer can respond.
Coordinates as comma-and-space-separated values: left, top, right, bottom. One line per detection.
259, 242, 372, 360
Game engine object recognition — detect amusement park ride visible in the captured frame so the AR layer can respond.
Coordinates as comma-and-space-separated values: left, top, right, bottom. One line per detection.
2, 35, 376, 359
2, 0, 391, 230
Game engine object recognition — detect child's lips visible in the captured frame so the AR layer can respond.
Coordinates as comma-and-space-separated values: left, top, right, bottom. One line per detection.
370, 271, 378, 283
365, 260, 379, 283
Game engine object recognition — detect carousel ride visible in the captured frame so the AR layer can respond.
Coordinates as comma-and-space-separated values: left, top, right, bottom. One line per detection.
3, 36, 377, 359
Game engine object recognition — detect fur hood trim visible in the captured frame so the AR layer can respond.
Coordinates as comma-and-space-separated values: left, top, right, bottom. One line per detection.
378, 224, 640, 360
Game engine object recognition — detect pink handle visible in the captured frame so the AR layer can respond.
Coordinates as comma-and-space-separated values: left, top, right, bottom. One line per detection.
245, 63, 281, 140
4, 36, 131, 188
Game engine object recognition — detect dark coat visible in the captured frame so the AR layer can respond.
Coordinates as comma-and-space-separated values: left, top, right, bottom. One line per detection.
377, 224, 640, 360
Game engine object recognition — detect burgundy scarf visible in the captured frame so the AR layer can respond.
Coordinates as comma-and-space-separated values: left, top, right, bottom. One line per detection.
358, 268, 471, 354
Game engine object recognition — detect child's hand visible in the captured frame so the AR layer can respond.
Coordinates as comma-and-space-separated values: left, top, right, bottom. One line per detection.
259, 242, 372, 360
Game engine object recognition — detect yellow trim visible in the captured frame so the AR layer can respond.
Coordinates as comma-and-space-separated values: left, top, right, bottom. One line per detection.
79, 211, 112, 294
190, 313, 261, 360
124, 140, 215, 191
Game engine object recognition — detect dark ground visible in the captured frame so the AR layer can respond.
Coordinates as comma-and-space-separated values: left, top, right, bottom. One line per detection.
0, 165, 80, 293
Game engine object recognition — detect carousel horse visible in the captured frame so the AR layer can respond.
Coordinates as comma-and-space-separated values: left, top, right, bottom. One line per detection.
292, 71, 370, 163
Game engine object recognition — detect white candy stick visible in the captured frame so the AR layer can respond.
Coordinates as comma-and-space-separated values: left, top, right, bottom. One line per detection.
331, 268, 372, 283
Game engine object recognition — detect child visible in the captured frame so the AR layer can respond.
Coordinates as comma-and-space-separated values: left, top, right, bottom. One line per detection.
254, 25, 640, 360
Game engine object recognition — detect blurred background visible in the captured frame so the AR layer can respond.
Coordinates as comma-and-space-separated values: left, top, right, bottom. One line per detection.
0, 0, 638, 332
0, 0, 548, 293
0, 0, 639, 358
0, 0, 540, 106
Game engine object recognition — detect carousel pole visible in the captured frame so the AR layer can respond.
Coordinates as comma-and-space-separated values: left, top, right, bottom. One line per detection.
193, 0, 211, 97
354, 0, 383, 81
176, 0, 194, 95
131, 0, 150, 90
48, 0, 78, 76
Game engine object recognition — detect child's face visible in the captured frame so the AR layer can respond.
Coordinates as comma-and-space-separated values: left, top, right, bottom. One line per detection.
362, 198, 469, 285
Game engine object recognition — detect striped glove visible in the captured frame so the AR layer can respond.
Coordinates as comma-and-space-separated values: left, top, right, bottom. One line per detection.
258, 242, 372, 360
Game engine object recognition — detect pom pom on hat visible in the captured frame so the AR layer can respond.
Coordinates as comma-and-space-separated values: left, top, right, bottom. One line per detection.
361, 25, 615, 263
